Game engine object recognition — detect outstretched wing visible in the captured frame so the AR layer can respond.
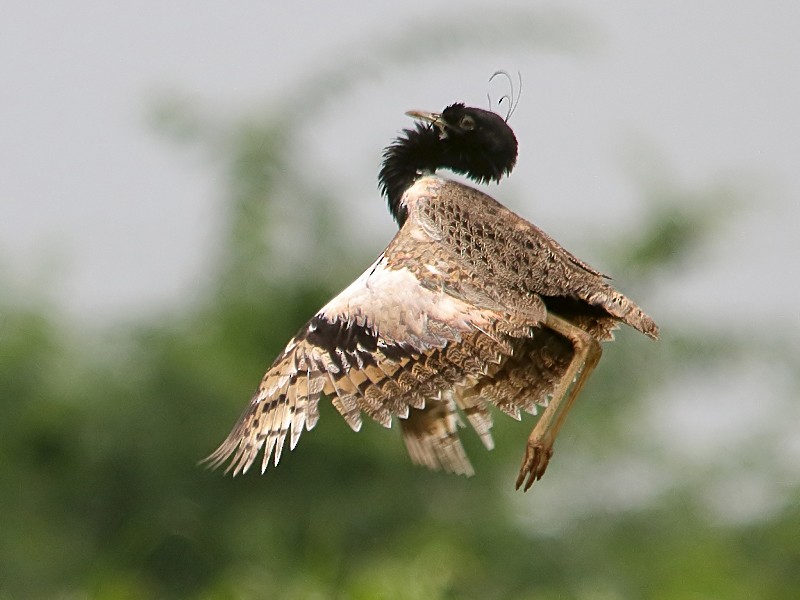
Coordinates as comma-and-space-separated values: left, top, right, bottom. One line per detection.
204, 243, 534, 476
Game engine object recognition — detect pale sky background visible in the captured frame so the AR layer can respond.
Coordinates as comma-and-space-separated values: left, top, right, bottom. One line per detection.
2, 1, 798, 523
3, 1, 798, 326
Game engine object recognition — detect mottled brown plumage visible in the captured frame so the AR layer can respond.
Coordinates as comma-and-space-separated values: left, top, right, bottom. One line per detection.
205, 103, 659, 490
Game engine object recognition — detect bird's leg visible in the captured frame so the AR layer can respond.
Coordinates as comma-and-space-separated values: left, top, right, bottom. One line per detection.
516, 313, 602, 491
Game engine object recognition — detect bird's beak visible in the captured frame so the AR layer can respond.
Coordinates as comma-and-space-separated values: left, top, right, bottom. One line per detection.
405, 110, 443, 127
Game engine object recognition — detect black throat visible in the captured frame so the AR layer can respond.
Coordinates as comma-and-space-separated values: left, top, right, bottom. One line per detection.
378, 123, 442, 227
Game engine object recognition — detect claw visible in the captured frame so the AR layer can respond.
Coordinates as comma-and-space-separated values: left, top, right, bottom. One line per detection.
515, 439, 554, 491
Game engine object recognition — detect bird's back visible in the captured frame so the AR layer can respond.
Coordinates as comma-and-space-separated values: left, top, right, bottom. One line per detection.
398, 175, 659, 341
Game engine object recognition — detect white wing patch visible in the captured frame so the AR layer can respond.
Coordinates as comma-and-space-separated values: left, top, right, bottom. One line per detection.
319, 254, 493, 349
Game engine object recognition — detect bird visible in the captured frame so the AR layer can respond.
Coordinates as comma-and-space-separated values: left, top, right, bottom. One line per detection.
204, 101, 659, 491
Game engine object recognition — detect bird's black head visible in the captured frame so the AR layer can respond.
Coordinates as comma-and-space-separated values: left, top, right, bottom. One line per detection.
379, 103, 518, 225
412, 103, 518, 183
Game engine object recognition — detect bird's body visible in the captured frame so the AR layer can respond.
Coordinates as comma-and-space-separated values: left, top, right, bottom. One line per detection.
206, 103, 658, 490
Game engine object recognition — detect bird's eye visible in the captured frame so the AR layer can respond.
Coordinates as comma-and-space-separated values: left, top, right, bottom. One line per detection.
459, 115, 476, 130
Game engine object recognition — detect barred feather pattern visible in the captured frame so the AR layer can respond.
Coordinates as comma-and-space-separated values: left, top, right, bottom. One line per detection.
205, 315, 584, 477
205, 321, 523, 475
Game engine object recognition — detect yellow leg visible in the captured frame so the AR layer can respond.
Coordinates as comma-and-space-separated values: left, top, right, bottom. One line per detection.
515, 313, 602, 491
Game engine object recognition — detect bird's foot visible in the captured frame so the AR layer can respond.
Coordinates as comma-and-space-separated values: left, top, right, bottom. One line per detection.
515, 438, 554, 492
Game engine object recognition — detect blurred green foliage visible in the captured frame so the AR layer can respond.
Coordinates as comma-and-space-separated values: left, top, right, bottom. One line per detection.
3, 12, 799, 599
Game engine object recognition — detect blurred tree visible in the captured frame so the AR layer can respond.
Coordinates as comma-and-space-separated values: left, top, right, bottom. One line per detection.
1, 8, 798, 600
